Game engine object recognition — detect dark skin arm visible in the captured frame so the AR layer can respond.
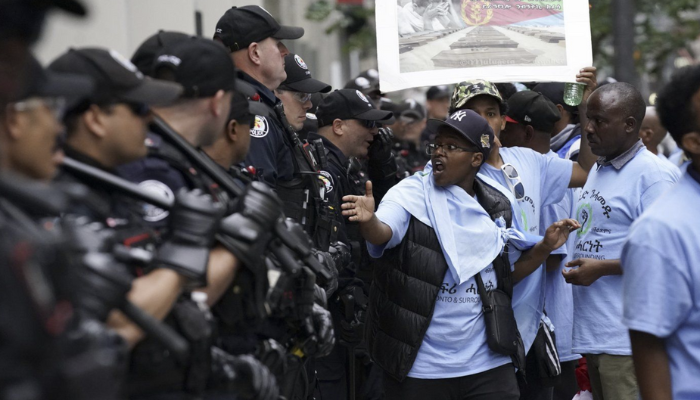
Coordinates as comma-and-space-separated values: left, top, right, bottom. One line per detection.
630, 330, 673, 400
342, 183, 580, 282
341, 181, 393, 246
512, 219, 580, 283
569, 66, 598, 187
562, 258, 622, 286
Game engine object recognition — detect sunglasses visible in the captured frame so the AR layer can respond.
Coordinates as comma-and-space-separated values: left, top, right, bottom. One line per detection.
501, 163, 525, 200
354, 119, 377, 129
125, 102, 151, 117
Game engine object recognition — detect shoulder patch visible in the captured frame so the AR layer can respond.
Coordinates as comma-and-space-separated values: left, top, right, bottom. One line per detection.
138, 180, 175, 222
319, 170, 335, 196
250, 115, 269, 138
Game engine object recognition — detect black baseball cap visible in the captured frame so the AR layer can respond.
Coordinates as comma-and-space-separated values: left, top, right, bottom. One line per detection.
17, 54, 94, 109
532, 82, 577, 114
380, 99, 426, 123
48, 47, 182, 106
153, 37, 236, 99
427, 85, 451, 100
316, 89, 394, 127
427, 109, 495, 160
279, 53, 331, 94
229, 91, 267, 124
505, 90, 561, 133
214, 5, 304, 52
131, 30, 191, 76
344, 69, 381, 96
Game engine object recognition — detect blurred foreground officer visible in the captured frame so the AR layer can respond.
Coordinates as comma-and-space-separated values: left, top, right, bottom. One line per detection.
622, 65, 700, 400
564, 83, 680, 400
48, 46, 235, 400
0, 55, 92, 181
311, 89, 394, 400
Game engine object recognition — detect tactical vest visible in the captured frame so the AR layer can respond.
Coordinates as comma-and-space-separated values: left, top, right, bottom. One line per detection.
366, 178, 514, 381
265, 102, 338, 252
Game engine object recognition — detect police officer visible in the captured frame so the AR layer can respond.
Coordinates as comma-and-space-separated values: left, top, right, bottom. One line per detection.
344, 69, 384, 108
381, 99, 430, 176
310, 89, 395, 400
0, 53, 118, 400
275, 53, 331, 133
214, 7, 339, 254
214, 5, 302, 187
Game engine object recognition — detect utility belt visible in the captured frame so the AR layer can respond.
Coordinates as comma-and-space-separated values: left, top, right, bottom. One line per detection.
128, 296, 213, 398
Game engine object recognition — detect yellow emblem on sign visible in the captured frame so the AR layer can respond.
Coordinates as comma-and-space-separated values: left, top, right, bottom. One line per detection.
461, 0, 495, 26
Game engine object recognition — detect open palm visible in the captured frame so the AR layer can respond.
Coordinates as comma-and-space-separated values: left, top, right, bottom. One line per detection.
341, 181, 376, 223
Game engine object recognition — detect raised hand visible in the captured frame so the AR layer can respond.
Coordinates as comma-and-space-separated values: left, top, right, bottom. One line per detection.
542, 218, 581, 252
576, 66, 598, 104
341, 180, 376, 223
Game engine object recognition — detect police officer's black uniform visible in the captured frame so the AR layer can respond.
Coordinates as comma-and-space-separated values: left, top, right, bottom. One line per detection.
311, 90, 398, 400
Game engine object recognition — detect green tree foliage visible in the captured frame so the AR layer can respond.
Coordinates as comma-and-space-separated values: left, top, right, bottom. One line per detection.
590, 0, 700, 78
306, 0, 376, 54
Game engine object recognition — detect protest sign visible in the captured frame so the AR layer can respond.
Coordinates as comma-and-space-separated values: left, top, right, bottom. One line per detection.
377, 0, 593, 92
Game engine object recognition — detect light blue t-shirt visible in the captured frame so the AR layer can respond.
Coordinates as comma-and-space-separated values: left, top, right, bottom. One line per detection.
367, 200, 512, 379
541, 151, 581, 363
571, 145, 680, 355
621, 169, 700, 400
478, 147, 573, 352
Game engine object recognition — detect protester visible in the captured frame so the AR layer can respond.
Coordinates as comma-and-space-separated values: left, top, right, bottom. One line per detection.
342, 109, 579, 400
449, 74, 598, 367
564, 82, 681, 400
501, 90, 583, 400
622, 64, 700, 400
639, 106, 681, 173
534, 82, 582, 161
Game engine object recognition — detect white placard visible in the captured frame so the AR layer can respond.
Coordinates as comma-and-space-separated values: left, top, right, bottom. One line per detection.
377, 0, 593, 92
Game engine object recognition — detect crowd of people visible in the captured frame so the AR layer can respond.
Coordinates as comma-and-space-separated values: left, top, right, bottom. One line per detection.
1, 1, 699, 400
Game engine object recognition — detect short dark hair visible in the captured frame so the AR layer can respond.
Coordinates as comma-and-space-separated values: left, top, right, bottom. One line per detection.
656, 65, 700, 145
414, 0, 430, 7
594, 82, 646, 132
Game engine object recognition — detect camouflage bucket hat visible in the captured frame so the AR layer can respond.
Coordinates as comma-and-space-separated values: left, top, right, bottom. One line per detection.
450, 79, 504, 112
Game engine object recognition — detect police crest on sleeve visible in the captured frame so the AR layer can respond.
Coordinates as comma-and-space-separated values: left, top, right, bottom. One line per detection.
138, 180, 174, 222
250, 115, 269, 138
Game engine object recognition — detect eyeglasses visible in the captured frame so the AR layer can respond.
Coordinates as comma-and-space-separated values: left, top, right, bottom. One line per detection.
426, 143, 479, 155
291, 92, 312, 103
353, 119, 377, 129
12, 97, 67, 121
501, 163, 525, 200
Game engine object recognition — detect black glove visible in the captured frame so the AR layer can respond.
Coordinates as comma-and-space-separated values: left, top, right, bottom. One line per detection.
77, 253, 133, 321
311, 249, 338, 297
211, 348, 279, 400
311, 303, 335, 357
217, 181, 282, 269
368, 127, 394, 163
154, 189, 224, 289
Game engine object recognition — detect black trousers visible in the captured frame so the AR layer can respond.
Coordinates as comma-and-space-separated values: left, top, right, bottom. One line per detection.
552, 360, 579, 400
384, 364, 519, 400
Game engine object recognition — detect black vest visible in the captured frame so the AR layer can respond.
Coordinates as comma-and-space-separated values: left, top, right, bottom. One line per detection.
365, 178, 513, 381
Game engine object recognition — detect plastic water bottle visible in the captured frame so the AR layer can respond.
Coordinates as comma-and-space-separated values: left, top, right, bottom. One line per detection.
563, 82, 586, 106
